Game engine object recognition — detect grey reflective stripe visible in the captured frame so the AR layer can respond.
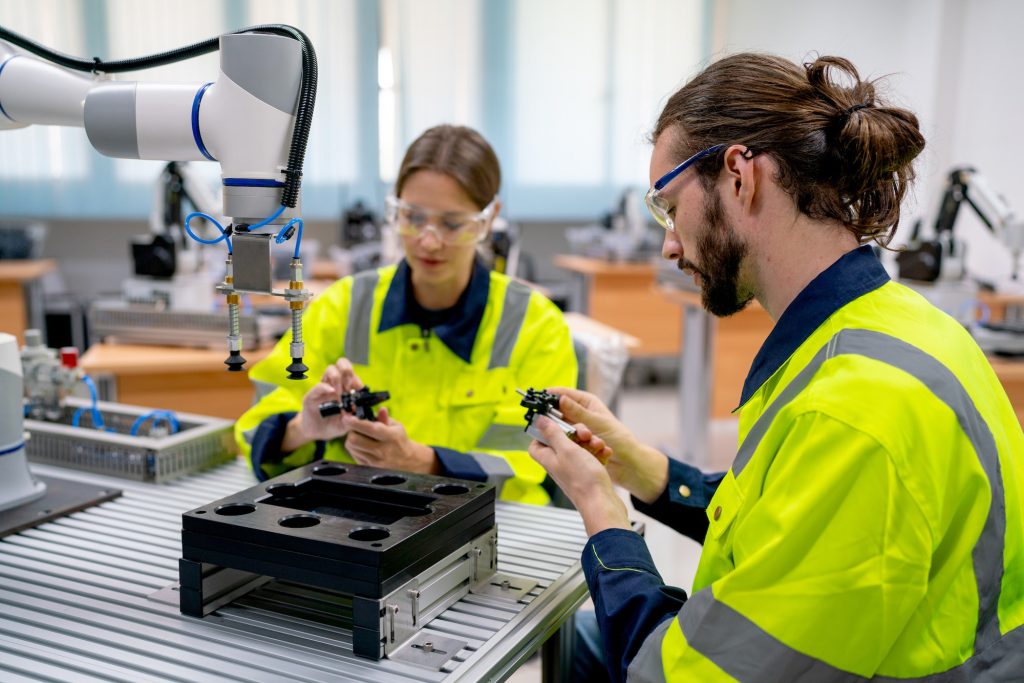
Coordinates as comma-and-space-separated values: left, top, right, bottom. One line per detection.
468, 451, 515, 496
679, 587, 870, 682
875, 622, 1024, 682
476, 423, 533, 451
344, 271, 379, 365
733, 328, 1006, 653
488, 281, 532, 369
626, 615, 672, 682
251, 379, 276, 402
241, 426, 257, 446
671, 587, 1024, 682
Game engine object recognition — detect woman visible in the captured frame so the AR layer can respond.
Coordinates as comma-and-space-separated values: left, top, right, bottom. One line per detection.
235, 125, 578, 504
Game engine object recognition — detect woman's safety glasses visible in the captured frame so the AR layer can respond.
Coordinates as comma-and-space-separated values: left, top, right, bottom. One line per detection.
644, 144, 724, 231
385, 196, 496, 246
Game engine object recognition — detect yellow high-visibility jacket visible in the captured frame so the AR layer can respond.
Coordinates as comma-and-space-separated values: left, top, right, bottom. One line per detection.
235, 259, 577, 505
584, 247, 1023, 681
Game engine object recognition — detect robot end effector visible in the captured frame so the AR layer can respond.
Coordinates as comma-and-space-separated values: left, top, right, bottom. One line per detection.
0, 25, 318, 379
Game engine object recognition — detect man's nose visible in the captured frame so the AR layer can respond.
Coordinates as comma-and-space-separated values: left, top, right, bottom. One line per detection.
661, 230, 682, 261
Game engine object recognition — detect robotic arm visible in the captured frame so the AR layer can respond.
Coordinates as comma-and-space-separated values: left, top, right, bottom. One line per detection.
0, 24, 318, 378
935, 167, 1024, 279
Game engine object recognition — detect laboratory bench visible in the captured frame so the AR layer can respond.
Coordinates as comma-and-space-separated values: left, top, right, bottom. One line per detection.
0, 459, 593, 682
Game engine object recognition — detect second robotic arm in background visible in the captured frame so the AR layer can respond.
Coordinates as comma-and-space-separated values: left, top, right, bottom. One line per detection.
898, 167, 1024, 283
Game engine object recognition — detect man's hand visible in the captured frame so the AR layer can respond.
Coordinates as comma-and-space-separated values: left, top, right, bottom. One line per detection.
548, 387, 669, 504
282, 358, 365, 452
528, 415, 630, 536
344, 408, 440, 474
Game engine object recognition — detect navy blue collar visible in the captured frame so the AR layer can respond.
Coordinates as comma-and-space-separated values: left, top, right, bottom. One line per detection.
738, 245, 889, 408
378, 258, 490, 363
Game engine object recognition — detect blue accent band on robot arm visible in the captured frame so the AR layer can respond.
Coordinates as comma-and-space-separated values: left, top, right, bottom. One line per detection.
0, 441, 26, 456
0, 56, 18, 122
223, 178, 285, 188
191, 82, 216, 161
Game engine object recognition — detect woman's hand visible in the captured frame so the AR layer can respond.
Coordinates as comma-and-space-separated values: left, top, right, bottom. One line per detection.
528, 416, 630, 536
547, 387, 669, 505
344, 408, 440, 474
282, 359, 365, 452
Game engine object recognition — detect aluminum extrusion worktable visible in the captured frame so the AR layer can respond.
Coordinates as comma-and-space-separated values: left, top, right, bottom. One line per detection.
0, 460, 590, 682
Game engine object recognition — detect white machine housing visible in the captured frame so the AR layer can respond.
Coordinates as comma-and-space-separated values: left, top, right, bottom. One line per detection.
0, 333, 47, 513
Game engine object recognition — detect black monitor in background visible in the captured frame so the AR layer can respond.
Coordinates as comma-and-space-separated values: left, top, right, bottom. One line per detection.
0, 226, 37, 260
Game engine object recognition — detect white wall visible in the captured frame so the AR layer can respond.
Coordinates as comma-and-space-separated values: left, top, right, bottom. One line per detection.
713, 0, 1023, 281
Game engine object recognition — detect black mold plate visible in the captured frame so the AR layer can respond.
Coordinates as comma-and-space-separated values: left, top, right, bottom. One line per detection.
181, 461, 495, 597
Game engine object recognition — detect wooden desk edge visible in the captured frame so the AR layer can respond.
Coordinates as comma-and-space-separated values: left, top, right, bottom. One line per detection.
563, 312, 642, 350
81, 343, 275, 375
554, 254, 659, 276
0, 259, 57, 282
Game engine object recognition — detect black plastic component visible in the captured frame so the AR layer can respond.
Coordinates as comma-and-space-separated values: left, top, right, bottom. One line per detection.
286, 358, 308, 380
896, 240, 943, 282
178, 461, 495, 660
225, 350, 246, 372
131, 234, 177, 278
318, 386, 390, 420
518, 387, 578, 447
518, 387, 562, 423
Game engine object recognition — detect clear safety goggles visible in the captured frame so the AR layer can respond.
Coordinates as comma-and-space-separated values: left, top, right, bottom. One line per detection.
644, 144, 725, 231
385, 195, 496, 246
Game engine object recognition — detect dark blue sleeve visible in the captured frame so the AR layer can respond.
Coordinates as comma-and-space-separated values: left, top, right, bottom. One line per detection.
250, 412, 324, 481
631, 457, 725, 544
432, 445, 487, 481
582, 529, 687, 683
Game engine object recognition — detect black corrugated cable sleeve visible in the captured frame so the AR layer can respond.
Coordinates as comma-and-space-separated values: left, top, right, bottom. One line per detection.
0, 24, 316, 208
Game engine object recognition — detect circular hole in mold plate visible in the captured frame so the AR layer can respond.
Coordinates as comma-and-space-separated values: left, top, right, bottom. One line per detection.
371, 474, 406, 486
371, 542, 383, 547
313, 464, 347, 476
432, 483, 469, 496
215, 503, 256, 516
195, 510, 207, 515
278, 514, 321, 528
349, 526, 390, 542
266, 483, 299, 498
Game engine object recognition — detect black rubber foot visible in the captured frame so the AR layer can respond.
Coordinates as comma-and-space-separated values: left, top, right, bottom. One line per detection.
225, 350, 247, 372
286, 358, 308, 380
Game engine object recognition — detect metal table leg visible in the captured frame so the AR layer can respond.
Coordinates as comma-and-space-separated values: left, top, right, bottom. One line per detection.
24, 278, 47, 341
541, 612, 577, 683
570, 273, 590, 314
678, 303, 715, 467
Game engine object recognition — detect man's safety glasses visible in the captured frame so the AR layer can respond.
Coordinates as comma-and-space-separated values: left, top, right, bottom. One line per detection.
385, 196, 496, 246
644, 144, 724, 231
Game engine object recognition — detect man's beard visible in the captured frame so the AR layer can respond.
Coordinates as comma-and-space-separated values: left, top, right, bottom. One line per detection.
677, 187, 753, 317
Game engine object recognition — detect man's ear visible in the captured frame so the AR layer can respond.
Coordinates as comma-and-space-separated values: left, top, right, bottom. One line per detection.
722, 144, 757, 212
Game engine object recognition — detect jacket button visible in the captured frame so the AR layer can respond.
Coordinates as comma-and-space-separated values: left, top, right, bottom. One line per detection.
466, 390, 474, 397
713, 505, 722, 521
411, 343, 419, 351
677, 485, 691, 498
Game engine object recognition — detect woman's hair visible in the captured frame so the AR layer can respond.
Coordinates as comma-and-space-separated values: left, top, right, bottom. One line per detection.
395, 125, 501, 210
653, 53, 926, 245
